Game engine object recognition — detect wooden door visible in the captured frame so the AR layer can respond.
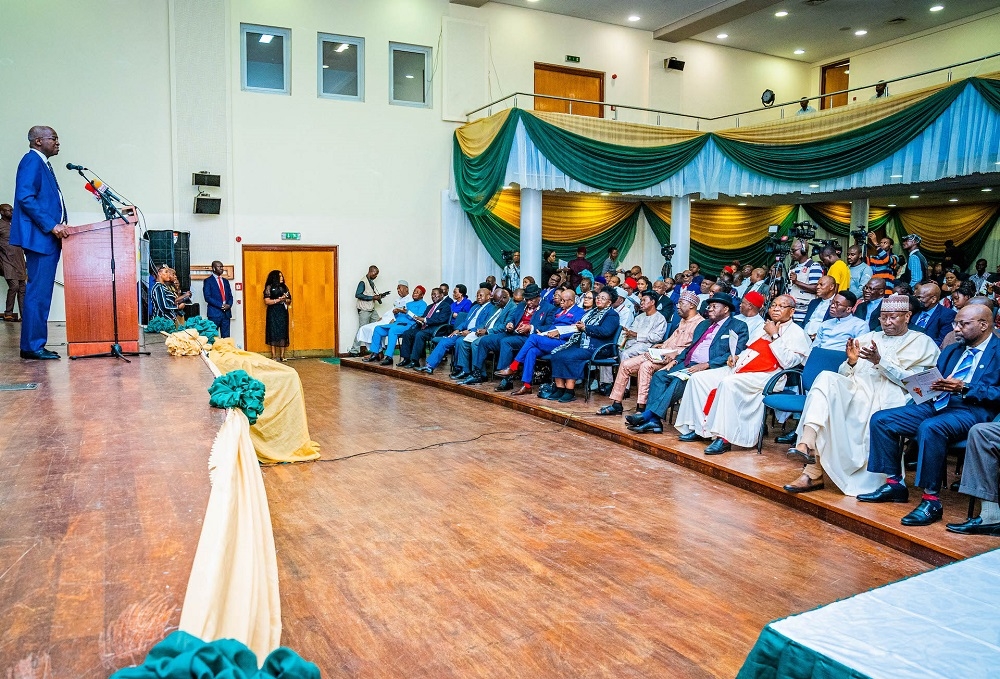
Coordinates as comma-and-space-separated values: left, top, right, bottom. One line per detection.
821, 60, 850, 110
534, 63, 604, 117
242, 246, 338, 355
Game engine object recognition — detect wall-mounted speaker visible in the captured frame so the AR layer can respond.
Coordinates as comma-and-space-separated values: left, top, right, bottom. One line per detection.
664, 57, 685, 72
194, 195, 222, 214
192, 172, 221, 187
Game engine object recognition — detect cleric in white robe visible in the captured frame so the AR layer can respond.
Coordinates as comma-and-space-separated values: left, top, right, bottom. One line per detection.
675, 295, 811, 453
782, 295, 940, 496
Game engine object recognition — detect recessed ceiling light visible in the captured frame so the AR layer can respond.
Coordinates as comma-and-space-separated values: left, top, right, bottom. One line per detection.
910, 194, 920, 199
983, 188, 994, 192
808, 183, 820, 188
526, 0, 540, 3
794, 49, 805, 55
930, 5, 944, 11
890, 174, 903, 178
322, 64, 329, 69
405, 74, 414, 79
717, 33, 728, 39
737, 202, 748, 206
775, 11, 789, 17
336, 43, 351, 53
600, 192, 610, 196
949, 198, 959, 202
628, 15, 641, 22
888, 204, 897, 207
258, 34, 274, 44
855, 29, 868, 36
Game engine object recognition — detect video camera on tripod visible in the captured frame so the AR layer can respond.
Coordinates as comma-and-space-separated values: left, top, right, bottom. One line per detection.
660, 243, 676, 280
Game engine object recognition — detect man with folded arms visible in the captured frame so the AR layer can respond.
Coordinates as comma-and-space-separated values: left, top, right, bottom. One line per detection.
417, 284, 492, 375
627, 292, 749, 434
494, 289, 584, 395
947, 421, 1000, 536
782, 295, 940, 495
860, 304, 1000, 526
675, 294, 810, 454
812, 291, 869, 350
598, 290, 702, 417
451, 288, 512, 380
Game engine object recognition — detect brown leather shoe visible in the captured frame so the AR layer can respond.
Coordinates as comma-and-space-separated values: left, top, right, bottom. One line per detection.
783, 473, 824, 494
511, 385, 532, 396
494, 368, 514, 377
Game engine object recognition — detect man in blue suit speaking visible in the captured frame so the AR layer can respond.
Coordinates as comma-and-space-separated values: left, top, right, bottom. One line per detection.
11, 126, 69, 360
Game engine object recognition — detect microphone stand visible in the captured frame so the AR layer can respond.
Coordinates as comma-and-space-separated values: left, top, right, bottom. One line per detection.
70, 168, 149, 362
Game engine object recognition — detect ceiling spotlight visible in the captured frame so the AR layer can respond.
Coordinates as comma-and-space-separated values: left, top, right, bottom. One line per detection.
336, 43, 351, 53
258, 34, 274, 44
775, 10, 789, 17
890, 174, 903, 178
808, 183, 820, 188
983, 188, 994, 192
600, 192, 610, 196
737, 202, 748, 206
794, 49, 805, 55
628, 15, 641, 22
405, 74, 414, 79
717, 33, 729, 39
322, 64, 329, 69
910, 194, 920, 199
930, 5, 944, 11
855, 29, 868, 36
888, 204, 897, 207
949, 198, 959, 202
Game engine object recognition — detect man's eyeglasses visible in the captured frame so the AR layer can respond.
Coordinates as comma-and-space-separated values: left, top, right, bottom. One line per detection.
953, 319, 985, 329
770, 303, 794, 309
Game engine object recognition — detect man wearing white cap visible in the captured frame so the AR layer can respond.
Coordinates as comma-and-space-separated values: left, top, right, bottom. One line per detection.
357, 280, 411, 358
783, 295, 940, 495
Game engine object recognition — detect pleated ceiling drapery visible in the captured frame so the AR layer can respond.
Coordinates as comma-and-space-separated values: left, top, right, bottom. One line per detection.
802, 203, 895, 237
890, 204, 1000, 260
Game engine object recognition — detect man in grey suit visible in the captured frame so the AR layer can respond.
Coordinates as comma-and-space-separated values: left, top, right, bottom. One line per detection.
947, 421, 1000, 536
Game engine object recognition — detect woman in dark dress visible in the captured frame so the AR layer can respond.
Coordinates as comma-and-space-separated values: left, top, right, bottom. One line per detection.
263, 269, 291, 361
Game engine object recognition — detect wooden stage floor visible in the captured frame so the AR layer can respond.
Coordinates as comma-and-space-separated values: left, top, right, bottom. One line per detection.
0, 321, 985, 677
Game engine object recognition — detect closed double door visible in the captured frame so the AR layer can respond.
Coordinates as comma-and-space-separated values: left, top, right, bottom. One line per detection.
242, 246, 338, 355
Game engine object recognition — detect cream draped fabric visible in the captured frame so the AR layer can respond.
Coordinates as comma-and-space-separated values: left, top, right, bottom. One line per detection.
207, 339, 321, 465
178, 356, 281, 659
163, 328, 211, 356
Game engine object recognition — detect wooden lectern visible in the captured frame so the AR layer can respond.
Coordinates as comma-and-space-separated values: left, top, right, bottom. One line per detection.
62, 207, 140, 357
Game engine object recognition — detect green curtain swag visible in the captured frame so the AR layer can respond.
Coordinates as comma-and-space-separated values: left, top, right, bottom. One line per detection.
454, 111, 521, 215
970, 77, 1000, 114
711, 79, 968, 182
470, 204, 642, 269
802, 205, 896, 238
890, 206, 1000, 264
640, 205, 798, 274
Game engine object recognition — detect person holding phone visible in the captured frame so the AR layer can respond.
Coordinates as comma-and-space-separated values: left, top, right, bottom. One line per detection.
263, 269, 291, 361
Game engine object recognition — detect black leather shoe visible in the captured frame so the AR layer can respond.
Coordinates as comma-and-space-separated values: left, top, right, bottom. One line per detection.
629, 421, 662, 434
363, 353, 382, 363
946, 516, 1000, 536
495, 378, 514, 392
596, 403, 623, 416
900, 499, 943, 526
397, 359, 413, 368
625, 413, 647, 426
20, 349, 59, 360
461, 371, 486, 385
857, 483, 910, 503
379, 357, 393, 366
704, 438, 731, 455
451, 371, 470, 380
416, 366, 434, 375
635, 404, 645, 413
597, 384, 612, 396
775, 431, 798, 445
678, 432, 707, 443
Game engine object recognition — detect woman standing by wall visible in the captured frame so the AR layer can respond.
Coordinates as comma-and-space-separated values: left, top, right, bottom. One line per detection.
263, 269, 291, 361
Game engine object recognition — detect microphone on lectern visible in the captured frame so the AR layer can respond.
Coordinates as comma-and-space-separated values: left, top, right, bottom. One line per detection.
66, 162, 87, 171
85, 179, 125, 204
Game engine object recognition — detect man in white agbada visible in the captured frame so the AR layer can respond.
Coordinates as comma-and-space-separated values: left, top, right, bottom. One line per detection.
355, 280, 411, 352
675, 294, 811, 454
782, 294, 940, 496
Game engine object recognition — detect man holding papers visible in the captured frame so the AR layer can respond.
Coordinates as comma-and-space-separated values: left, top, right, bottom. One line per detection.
782, 295, 940, 495
860, 304, 1000, 527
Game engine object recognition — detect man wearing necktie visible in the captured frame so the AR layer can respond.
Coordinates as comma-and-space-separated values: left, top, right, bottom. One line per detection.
861, 305, 1000, 527
10, 126, 69, 360
909, 282, 955, 347
203, 260, 234, 338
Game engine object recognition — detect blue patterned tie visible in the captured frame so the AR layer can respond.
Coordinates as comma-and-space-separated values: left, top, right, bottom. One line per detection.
916, 311, 930, 328
933, 347, 978, 411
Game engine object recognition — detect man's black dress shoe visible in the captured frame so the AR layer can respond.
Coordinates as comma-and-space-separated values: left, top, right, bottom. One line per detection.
451, 371, 470, 380
495, 378, 514, 392
20, 349, 59, 360
775, 431, 797, 445
900, 499, 943, 526
678, 431, 707, 443
461, 371, 486, 385
625, 413, 647, 426
629, 421, 662, 434
416, 366, 434, 375
363, 353, 382, 363
946, 516, 1000, 536
857, 482, 910, 503
397, 359, 414, 368
704, 438, 731, 455
597, 384, 612, 396
379, 357, 393, 366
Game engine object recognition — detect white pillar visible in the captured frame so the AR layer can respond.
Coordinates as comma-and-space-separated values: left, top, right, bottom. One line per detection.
670, 195, 692, 278
520, 188, 542, 284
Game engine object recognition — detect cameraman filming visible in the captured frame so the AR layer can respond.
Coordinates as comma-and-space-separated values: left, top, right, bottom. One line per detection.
787, 239, 824, 325
350, 265, 392, 355
501, 250, 521, 291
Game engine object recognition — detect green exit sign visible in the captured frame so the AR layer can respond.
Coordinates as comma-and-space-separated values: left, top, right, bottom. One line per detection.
566, 55, 580, 63
281, 232, 301, 241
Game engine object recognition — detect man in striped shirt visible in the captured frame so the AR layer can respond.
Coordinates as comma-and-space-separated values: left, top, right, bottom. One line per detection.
866, 233, 897, 294
788, 240, 824, 325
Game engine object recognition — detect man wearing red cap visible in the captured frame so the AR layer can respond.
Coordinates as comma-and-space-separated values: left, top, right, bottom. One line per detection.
736, 291, 767, 342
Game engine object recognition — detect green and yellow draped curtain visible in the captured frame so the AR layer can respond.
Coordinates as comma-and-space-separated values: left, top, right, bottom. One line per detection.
455, 72, 1000, 214
802, 203, 895, 237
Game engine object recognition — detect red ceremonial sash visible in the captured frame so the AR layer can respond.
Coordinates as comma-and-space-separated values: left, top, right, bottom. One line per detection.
703, 337, 781, 415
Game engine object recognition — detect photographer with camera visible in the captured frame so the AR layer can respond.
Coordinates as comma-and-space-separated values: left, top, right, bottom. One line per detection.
866, 233, 898, 293
501, 250, 521, 291
350, 265, 393, 355
788, 239, 824, 325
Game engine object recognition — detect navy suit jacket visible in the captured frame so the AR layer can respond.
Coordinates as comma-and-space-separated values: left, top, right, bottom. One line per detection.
854, 299, 883, 331
484, 302, 518, 335
457, 303, 489, 332
420, 297, 453, 329
676, 316, 750, 368
802, 297, 834, 328
934, 337, 1000, 416
910, 304, 956, 346
504, 300, 557, 334
537, 304, 585, 332
11, 151, 65, 255
203, 275, 234, 319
